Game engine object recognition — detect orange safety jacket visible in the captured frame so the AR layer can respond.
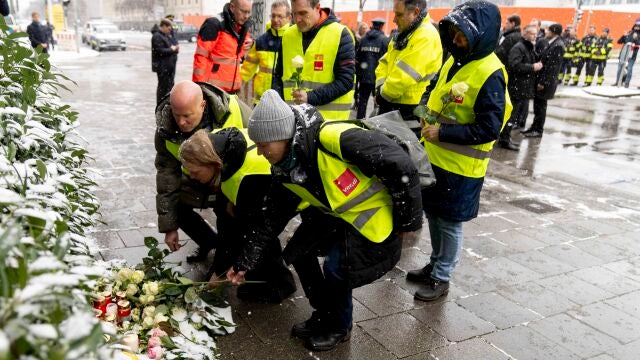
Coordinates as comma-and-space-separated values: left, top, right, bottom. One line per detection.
192, 19, 251, 93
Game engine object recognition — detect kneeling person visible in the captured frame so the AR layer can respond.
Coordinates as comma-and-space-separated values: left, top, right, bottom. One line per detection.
228, 90, 423, 351
179, 128, 296, 302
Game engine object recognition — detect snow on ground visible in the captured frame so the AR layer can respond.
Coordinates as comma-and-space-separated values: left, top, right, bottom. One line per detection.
555, 84, 640, 99
48, 48, 100, 62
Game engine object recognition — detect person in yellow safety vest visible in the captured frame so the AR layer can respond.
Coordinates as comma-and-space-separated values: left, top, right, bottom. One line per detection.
375, 0, 443, 137
584, 27, 614, 86
155, 80, 251, 266
407, 0, 512, 302
571, 25, 598, 86
226, 90, 423, 351
273, 0, 356, 121
192, 0, 253, 93
176, 128, 297, 303
240, 1, 291, 105
559, 26, 579, 84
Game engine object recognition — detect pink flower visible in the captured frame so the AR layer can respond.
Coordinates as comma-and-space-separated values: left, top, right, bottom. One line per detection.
147, 345, 164, 359
151, 328, 168, 337
147, 336, 161, 348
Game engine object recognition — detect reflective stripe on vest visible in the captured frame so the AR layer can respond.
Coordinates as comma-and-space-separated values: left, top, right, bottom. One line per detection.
193, 29, 244, 92
164, 95, 246, 174
424, 53, 512, 178
282, 122, 393, 242
218, 128, 272, 205
282, 22, 355, 121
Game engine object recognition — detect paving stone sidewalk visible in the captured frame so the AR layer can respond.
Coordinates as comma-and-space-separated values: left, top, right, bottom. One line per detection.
59, 51, 640, 360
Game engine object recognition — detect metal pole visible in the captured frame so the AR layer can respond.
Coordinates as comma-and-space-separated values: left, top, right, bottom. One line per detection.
47, 0, 54, 26
74, 2, 80, 52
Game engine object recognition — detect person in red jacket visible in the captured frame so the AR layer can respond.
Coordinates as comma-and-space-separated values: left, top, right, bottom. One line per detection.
192, 0, 253, 93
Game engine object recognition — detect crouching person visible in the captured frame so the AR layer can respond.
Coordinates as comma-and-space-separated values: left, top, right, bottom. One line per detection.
227, 90, 423, 351
178, 128, 297, 302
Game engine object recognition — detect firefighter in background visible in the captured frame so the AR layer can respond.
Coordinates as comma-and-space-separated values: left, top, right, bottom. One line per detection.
240, 0, 291, 105
571, 25, 598, 86
584, 27, 613, 86
192, 0, 253, 93
559, 25, 578, 85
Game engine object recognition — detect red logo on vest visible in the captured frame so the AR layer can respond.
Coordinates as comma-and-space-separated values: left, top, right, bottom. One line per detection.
314, 54, 324, 71
334, 168, 360, 196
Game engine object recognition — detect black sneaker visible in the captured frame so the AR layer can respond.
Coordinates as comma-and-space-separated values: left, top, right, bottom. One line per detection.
292, 312, 325, 340
523, 130, 543, 138
406, 264, 433, 283
304, 328, 351, 351
414, 278, 450, 302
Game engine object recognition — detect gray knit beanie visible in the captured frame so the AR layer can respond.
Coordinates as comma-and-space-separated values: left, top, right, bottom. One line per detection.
248, 89, 295, 142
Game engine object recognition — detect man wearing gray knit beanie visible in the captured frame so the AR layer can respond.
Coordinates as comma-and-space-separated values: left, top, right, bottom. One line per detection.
232, 88, 423, 351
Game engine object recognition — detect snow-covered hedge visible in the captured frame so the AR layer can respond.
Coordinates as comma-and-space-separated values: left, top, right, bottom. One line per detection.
0, 20, 111, 359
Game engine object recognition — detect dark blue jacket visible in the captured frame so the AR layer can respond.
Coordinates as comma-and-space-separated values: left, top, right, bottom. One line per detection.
27, 21, 48, 51
423, 0, 506, 222
356, 28, 389, 85
273, 9, 356, 107
0, 0, 9, 16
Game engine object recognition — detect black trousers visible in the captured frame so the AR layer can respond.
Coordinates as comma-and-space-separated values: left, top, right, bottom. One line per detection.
572, 58, 588, 83
177, 202, 218, 251
499, 98, 529, 143
530, 96, 548, 132
559, 58, 573, 81
289, 213, 352, 331
156, 67, 176, 105
356, 83, 375, 119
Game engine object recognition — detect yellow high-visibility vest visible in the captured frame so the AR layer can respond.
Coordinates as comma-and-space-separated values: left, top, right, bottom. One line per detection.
423, 53, 512, 178
282, 123, 393, 242
282, 22, 354, 121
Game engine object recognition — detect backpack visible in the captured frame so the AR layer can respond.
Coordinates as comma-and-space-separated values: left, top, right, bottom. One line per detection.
320, 110, 436, 188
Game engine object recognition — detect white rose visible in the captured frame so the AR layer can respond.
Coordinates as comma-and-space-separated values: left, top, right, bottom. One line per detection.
154, 313, 169, 325
125, 283, 139, 297
171, 307, 188, 322
451, 82, 469, 97
0, 330, 8, 360
142, 281, 160, 296
130, 270, 145, 284
117, 268, 133, 283
139, 294, 155, 305
291, 55, 305, 69
143, 306, 156, 319
142, 316, 155, 329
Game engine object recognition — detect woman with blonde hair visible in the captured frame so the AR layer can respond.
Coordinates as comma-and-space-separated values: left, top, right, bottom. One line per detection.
179, 128, 296, 302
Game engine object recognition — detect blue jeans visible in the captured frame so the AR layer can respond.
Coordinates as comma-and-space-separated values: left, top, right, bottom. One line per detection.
427, 215, 464, 282
616, 57, 636, 87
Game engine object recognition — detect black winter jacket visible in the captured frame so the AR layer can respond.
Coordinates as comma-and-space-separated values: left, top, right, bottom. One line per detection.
356, 29, 389, 85
423, 0, 506, 222
151, 29, 177, 73
0, 0, 9, 16
535, 36, 565, 100
154, 83, 251, 233
273, 8, 356, 106
26, 21, 48, 50
495, 27, 521, 65
235, 104, 423, 286
507, 38, 537, 100
618, 29, 640, 60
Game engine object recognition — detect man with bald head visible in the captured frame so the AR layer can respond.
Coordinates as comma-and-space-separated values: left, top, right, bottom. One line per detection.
155, 80, 250, 263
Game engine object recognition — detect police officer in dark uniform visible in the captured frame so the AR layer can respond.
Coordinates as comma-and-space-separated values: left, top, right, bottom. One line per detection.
355, 18, 388, 119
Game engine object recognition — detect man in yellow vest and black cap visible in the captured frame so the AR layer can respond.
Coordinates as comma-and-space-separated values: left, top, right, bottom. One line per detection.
227, 89, 423, 351
375, 0, 442, 137
240, 0, 291, 105
407, 0, 512, 301
273, 0, 356, 121
155, 80, 250, 265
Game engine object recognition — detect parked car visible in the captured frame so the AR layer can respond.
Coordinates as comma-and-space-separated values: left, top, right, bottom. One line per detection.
173, 21, 198, 42
89, 24, 126, 51
82, 19, 114, 44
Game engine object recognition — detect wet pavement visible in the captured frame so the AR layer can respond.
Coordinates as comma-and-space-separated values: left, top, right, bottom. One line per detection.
53, 41, 640, 359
